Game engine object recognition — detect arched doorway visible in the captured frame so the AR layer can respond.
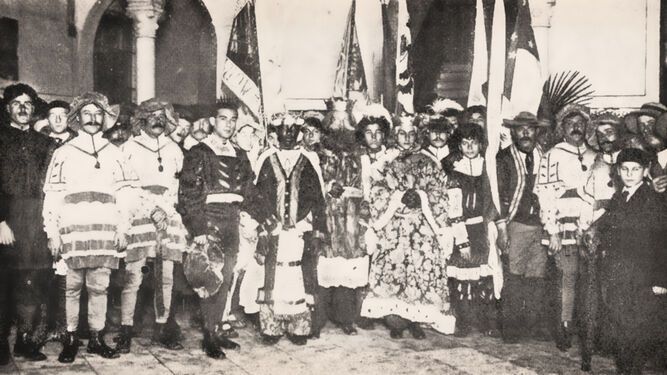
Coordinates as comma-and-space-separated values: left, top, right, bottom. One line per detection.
156, 0, 216, 110
93, 0, 134, 105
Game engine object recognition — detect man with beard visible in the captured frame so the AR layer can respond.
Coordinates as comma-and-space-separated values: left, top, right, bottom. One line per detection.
253, 115, 326, 346
178, 101, 256, 358
0, 83, 54, 364
534, 104, 596, 351
42, 100, 76, 145
43, 92, 136, 363
495, 112, 550, 343
115, 99, 187, 353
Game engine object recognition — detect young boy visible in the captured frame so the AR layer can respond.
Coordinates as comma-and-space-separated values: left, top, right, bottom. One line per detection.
595, 148, 667, 374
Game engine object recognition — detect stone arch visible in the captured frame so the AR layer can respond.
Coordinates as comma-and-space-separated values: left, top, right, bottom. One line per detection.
75, 0, 117, 94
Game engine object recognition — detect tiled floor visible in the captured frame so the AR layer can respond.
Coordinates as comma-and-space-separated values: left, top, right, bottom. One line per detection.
3, 321, 660, 375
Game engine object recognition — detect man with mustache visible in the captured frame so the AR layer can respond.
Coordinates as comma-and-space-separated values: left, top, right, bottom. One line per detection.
534, 104, 596, 351
495, 112, 550, 343
43, 92, 137, 363
0, 84, 55, 364
115, 99, 187, 353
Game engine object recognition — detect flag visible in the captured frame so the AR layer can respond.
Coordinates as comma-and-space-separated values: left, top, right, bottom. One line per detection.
222, 1, 264, 121
333, 0, 368, 99
395, 0, 414, 114
502, 0, 543, 116
467, 0, 489, 107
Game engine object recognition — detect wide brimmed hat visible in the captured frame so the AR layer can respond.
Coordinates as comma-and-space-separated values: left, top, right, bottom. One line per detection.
502, 111, 550, 128
585, 113, 622, 151
67, 92, 119, 131
131, 98, 179, 135
624, 102, 667, 136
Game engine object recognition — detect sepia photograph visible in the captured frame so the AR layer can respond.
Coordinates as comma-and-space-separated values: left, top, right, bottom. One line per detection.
0, 0, 666, 373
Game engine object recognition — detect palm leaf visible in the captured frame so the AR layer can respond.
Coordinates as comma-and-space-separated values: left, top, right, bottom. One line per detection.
539, 70, 594, 120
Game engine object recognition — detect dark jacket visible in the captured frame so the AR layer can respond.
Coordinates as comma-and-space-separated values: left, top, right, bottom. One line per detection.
495, 144, 543, 226
0, 123, 55, 270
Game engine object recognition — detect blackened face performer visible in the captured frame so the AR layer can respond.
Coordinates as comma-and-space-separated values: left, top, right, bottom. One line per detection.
275, 124, 302, 150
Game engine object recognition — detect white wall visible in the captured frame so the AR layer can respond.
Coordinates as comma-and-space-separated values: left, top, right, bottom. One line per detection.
548, 0, 660, 110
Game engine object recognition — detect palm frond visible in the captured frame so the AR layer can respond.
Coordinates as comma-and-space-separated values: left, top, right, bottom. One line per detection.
541, 71, 594, 117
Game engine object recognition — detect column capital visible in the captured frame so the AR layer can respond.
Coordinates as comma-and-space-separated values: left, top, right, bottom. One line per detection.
530, 0, 557, 28
127, 0, 165, 38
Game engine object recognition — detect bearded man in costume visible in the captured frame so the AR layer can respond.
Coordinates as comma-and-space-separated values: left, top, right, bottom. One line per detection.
0, 83, 55, 364
534, 104, 595, 351
253, 115, 326, 346
178, 101, 256, 359
361, 115, 469, 338
114, 99, 187, 352
43, 92, 137, 363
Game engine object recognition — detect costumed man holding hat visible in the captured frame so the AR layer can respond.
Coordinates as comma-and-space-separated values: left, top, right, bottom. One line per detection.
115, 99, 187, 353
178, 101, 256, 358
534, 104, 596, 351
495, 112, 550, 343
43, 100, 76, 146
252, 114, 326, 346
43, 92, 137, 363
595, 148, 667, 374
0, 83, 55, 364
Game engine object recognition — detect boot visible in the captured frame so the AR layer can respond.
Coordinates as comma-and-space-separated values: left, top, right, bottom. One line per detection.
556, 321, 572, 351
341, 324, 358, 336
14, 332, 46, 361
58, 331, 79, 363
261, 334, 281, 346
202, 330, 225, 359
114, 325, 132, 354
287, 334, 308, 346
501, 275, 524, 343
153, 323, 183, 351
87, 331, 119, 359
407, 323, 426, 340
0, 338, 9, 366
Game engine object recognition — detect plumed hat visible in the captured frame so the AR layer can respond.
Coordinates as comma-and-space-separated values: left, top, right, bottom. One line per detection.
67, 92, 119, 131
131, 98, 179, 135
586, 113, 622, 151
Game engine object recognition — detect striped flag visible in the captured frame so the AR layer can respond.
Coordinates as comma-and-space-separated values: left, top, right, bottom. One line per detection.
502, 0, 543, 116
395, 0, 414, 114
333, 0, 368, 99
222, 1, 264, 122
467, 0, 490, 107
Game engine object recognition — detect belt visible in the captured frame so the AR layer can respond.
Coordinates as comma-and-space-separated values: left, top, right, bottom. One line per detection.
142, 185, 168, 195
206, 193, 244, 204
276, 260, 302, 267
465, 216, 483, 225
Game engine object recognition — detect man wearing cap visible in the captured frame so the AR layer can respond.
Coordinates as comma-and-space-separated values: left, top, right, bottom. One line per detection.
178, 101, 256, 358
252, 115, 326, 346
43, 91, 137, 363
534, 104, 596, 351
495, 111, 549, 343
115, 99, 187, 353
0, 83, 55, 363
42, 100, 76, 145
624, 102, 667, 154
596, 148, 667, 374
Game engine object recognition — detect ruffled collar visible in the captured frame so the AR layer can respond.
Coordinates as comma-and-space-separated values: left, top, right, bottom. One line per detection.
453, 155, 484, 176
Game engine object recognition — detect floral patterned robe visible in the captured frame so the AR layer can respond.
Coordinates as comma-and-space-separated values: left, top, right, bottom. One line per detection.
360, 149, 469, 334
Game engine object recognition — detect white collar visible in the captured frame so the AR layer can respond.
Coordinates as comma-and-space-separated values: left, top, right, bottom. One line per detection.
133, 131, 171, 152
69, 131, 109, 154
10, 122, 30, 131
202, 134, 236, 157
622, 182, 643, 201
49, 132, 71, 142
453, 155, 484, 176
427, 145, 450, 159
657, 148, 667, 169
555, 141, 589, 155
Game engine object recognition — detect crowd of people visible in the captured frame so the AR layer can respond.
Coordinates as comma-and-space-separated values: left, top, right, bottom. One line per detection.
0, 83, 666, 374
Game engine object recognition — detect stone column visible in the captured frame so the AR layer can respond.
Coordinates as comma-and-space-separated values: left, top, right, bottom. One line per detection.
127, 0, 164, 103
530, 0, 556, 78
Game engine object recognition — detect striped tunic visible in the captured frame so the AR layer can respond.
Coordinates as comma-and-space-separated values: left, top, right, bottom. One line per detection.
43, 132, 138, 269
534, 142, 595, 246
122, 132, 187, 262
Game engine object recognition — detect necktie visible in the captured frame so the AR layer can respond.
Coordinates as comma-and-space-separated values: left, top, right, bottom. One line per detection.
622, 190, 629, 202
525, 152, 534, 177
